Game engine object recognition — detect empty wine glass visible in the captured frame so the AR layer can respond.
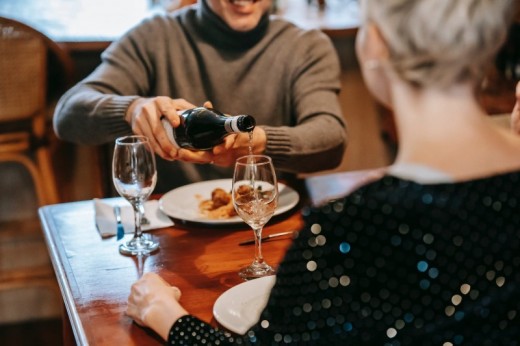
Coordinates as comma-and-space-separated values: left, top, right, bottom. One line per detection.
232, 155, 278, 280
112, 135, 159, 256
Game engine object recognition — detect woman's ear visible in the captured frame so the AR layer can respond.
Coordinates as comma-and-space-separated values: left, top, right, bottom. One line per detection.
356, 22, 393, 109
364, 22, 389, 62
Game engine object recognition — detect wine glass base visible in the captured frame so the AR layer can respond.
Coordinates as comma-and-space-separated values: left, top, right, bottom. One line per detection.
119, 237, 159, 256
238, 262, 276, 281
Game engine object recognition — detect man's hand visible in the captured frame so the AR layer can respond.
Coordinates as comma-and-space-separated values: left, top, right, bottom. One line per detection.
175, 126, 267, 166
126, 98, 268, 166
125, 97, 196, 160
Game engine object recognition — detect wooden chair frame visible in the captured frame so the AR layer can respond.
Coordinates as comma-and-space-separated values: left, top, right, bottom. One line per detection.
0, 16, 74, 206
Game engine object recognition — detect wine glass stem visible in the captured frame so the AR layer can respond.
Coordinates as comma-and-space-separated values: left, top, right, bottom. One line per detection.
133, 202, 143, 239
254, 227, 265, 264
139, 203, 150, 225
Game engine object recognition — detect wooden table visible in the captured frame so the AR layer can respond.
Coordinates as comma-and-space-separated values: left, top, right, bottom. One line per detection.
37, 170, 374, 345
38, 197, 304, 345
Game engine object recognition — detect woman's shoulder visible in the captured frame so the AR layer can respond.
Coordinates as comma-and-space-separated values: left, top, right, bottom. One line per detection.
306, 168, 520, 215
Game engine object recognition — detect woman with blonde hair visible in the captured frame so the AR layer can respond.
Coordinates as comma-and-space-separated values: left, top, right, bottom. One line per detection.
127, 0, 520, 344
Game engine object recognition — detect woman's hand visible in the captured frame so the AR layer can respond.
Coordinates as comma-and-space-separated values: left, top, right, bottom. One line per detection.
126, 272, 188, 341
511, 81, 520, 134
125, 97, 196, 160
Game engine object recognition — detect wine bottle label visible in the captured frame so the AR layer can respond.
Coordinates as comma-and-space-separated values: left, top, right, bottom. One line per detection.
161, 118, 180, 149
224, 117, 240, 133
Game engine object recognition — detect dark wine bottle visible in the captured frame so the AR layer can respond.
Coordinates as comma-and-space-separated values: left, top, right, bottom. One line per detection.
161, 107, 256, 150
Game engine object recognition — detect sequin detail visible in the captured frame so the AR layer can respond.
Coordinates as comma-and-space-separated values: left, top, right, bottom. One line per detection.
168, 173, 520, 345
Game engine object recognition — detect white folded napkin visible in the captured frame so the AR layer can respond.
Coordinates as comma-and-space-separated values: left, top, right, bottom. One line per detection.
94, 198, 174, 238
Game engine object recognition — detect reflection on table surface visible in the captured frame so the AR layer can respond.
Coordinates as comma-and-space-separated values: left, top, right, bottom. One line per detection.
0, 0, 360, 51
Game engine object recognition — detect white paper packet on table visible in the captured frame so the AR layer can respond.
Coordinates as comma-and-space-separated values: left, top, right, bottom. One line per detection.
94, 199, 174, 238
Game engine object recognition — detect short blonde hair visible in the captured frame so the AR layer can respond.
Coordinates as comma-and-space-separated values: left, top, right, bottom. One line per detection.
361, 0, 516, 88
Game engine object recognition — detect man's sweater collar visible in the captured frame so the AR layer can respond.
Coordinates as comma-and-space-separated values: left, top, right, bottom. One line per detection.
195, 0, 269, 50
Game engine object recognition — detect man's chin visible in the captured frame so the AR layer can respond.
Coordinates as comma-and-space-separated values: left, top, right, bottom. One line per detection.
228, 19, 259, 32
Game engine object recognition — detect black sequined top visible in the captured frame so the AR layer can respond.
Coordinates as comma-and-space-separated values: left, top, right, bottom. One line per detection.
168, 172, 520, 345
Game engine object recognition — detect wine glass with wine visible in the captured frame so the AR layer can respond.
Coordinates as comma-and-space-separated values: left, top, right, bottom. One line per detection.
112, 135, 159, 256
232, 155, 278, 280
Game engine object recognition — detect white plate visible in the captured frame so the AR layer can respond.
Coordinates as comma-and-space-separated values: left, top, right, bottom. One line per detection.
159, 179, 299, 225
213, 275, 276, 335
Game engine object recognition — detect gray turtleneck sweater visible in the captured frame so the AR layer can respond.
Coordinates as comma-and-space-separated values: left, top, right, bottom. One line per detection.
53, 1, 347, 192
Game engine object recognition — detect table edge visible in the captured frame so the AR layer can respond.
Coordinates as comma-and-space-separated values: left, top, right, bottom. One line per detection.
38, 204, 90, 346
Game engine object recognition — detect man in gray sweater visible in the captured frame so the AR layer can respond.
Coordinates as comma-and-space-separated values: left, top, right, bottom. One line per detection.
53, 0, 348, 192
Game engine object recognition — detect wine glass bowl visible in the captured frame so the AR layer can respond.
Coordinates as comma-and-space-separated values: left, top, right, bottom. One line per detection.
233, 155, 278, 280
112, 135, 159, 256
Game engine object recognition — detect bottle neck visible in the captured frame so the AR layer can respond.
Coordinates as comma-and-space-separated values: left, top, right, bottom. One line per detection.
224, 117, 241, 133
